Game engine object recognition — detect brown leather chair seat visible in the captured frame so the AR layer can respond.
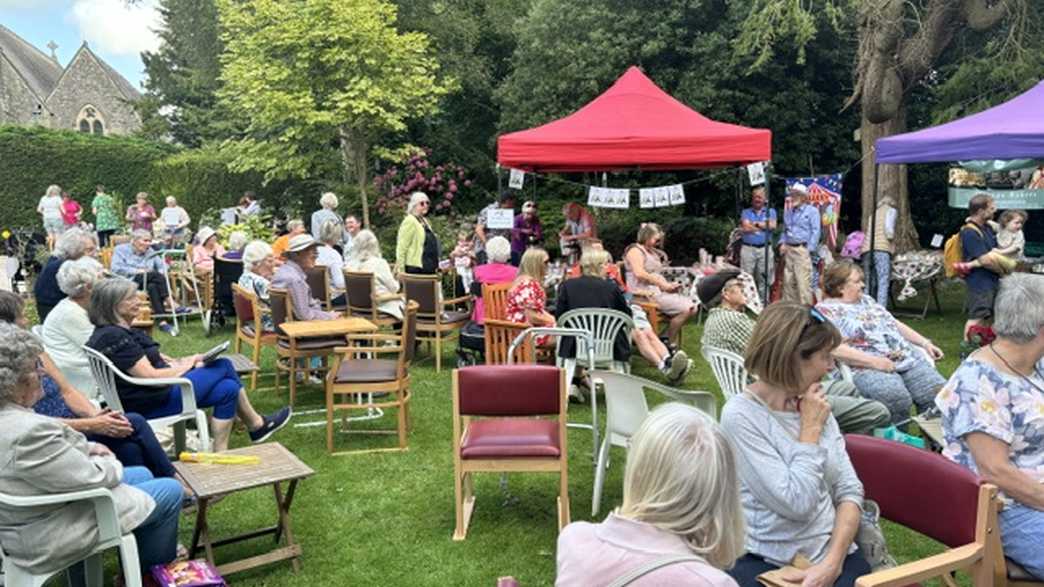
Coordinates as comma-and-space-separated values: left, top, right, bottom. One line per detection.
276, 336, 345, 350
241, 324, 276, 338
333, 358, 398, 383
460, 419, 561, 459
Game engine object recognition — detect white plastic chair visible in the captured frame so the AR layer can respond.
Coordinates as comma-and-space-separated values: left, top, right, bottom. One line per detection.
555, 308, 634, 389
83, 345, 211, 453
589, 370, 717, 516
700, 345, 748, 401
0, 487, 142, 587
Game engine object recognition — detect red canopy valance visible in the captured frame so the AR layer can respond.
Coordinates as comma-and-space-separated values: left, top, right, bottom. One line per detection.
496, 66, 772, 172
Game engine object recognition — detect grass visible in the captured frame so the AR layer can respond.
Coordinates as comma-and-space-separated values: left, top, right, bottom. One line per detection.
89, 280, 972, 586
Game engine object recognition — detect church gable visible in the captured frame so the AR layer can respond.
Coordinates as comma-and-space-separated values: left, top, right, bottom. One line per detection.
0, 51, 49, 125
44, 44, 141, 135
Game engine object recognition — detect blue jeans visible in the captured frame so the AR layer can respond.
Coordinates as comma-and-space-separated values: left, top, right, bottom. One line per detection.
1000, 502, 1044, 580
68, 467, 182, 586
88, 412, 177, 478
862, 251, 892, 308
144, 358, 241, 421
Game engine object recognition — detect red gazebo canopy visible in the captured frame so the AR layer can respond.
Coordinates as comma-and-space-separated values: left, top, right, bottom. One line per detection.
497, 66, 772, 172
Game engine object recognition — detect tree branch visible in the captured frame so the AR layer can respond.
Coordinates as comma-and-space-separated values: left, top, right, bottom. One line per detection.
962, 0, 1013, 31
897, 0, 962, 84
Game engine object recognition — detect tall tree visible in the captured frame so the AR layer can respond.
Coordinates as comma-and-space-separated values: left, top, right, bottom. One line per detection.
737, 0, 1028, 250
139, 0, 230, 146
215, 0, 451, 226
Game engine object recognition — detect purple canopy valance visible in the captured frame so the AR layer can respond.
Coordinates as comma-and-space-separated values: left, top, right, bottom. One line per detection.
876, 80, 1044, 164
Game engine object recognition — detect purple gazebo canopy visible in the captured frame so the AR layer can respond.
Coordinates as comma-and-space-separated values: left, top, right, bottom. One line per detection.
876, 80, 1044, 164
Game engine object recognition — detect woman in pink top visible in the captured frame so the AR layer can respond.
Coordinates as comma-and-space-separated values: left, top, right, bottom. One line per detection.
556, 403, 744, 587
470, 236, 516, 323
60, 191, 82, 228
126, 192, 157, 232
191, 227, 225, 274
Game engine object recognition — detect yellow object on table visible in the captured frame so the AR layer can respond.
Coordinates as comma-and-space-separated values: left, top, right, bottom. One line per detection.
179, 452, 261, 465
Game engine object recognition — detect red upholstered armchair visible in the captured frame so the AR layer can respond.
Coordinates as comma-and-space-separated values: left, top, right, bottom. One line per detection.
452, 365, 569, 541
845, 434, 998, 587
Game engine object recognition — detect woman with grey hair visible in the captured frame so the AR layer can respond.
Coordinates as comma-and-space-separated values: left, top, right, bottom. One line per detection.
86, 278, 291, 451
42, 257, 105, 398
396, 191, 440, 274
557, 403, 745, 585
0, 321, 183, 580
936, 273, 1044, 579
316, 219, 347, 302
311, 191, 342, 239
33, 226, 98, 321
470, 235, 515, 324
37, 184, 64, 250
238, 240, 275, 330
345, 229, 404, 320
224, 230, 249, 260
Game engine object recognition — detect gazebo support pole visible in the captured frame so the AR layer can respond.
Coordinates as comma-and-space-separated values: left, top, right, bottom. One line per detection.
763, 163, 771, 304
867, 163, 881, 299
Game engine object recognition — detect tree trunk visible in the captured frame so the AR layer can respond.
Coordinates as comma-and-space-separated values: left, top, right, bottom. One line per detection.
339, 127, 371, 227
860, 103, 919, 253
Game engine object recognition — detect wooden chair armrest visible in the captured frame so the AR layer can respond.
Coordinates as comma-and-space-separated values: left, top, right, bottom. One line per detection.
442, 295, 473, 309
855, 544, 983, 587
375, 293, 404, 302
333, 345, 404, 355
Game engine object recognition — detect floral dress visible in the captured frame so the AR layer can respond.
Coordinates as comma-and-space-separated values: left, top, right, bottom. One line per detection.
506, 277, 552, 346
91, 192, 119, 231
816, 294, 920, 370
936, 356, 1044, 501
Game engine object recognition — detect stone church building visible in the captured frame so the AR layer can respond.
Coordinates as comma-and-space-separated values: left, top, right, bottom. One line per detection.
0, 24, 141, 136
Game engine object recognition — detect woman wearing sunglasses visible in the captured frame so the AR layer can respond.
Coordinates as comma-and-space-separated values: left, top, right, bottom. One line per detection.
721, 303, 870, 587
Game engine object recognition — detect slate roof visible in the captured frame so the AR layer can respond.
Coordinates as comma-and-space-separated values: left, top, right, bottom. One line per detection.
0, 24, 63, 102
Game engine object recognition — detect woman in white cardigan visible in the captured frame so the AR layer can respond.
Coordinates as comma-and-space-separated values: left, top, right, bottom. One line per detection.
41, 257, 105, 400
344, 229, 404, 320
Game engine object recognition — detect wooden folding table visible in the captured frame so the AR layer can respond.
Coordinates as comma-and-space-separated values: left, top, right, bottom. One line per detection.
174, 442, 315, 576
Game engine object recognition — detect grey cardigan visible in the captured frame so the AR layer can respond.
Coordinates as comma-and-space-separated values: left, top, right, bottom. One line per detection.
720, 393, 863, 566
0, 405, 154, 573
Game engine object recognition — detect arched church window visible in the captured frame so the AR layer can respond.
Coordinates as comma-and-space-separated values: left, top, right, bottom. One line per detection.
76, 105, 106, 136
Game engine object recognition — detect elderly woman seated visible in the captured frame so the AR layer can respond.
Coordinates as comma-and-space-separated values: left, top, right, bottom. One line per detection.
470, 236, 515, 324
85, 277, 291, 452
343, 229, 404, 321
111, 229, 185, 334
272, 234, 339, 321
699, 270, 890, 435
721, 303, 870, 586
0, 291, 185, 489
33, 226, 97, 321
557, 403, 745, 586
0, 322, 183, 581
815, 261, 946, 424
624, 223, 697, 346
556, 247, 690, 383
937, 273, 1044, 579
316, 219, 348, 307
223, 230, 248, 260
41, 257, 105, 399
238, 240, 276, 331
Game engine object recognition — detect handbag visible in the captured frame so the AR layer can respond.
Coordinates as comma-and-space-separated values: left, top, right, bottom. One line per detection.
856, 499, 897, 571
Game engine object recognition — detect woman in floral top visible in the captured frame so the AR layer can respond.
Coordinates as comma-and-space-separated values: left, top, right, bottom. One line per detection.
815, 261, 945, 424
91, 185, 120, 246
505, 247, 555, 347
936, 273, 1044, 580
126, 192, 156, 232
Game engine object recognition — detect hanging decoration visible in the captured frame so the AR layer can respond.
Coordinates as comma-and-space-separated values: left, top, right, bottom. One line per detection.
587, 186, 630, 209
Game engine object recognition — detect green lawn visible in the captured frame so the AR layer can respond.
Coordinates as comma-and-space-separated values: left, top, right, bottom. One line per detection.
90, 280, 971, 586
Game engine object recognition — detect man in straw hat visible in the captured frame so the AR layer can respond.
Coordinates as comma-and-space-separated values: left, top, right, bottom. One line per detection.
780, 182, 820, 304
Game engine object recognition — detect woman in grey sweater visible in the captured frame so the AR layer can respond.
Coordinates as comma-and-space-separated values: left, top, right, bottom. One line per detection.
721, 303, 870, 587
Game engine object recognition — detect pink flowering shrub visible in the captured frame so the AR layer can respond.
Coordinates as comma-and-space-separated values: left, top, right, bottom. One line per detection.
373, 148, 475, 216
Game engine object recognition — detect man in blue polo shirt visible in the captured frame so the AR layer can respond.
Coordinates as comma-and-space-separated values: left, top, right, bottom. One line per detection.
739, 187, 777, 302
960, 193, 1000, 339
781, 183, 820, 304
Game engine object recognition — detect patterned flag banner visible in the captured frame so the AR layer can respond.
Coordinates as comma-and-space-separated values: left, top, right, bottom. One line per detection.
784, 174, 843, 250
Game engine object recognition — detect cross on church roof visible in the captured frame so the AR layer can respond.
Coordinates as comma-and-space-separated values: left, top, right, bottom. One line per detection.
46, 40, 57, 61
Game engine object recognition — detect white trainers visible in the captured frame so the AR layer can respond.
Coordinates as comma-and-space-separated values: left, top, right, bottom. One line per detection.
667, 350, 689, 382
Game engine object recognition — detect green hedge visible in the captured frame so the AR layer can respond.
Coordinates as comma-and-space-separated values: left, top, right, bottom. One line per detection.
0, 126, 304, 233
0, 126, 173, 230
